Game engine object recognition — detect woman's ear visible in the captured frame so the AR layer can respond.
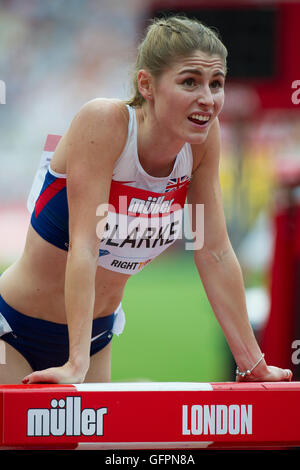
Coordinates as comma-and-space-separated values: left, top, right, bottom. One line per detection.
137, 69, 153, 101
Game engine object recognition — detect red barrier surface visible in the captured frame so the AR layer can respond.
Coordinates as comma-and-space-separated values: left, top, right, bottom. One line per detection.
0, 382, 300, 450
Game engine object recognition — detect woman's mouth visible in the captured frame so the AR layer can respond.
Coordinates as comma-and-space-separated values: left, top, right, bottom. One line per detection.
188, 113, 211, 127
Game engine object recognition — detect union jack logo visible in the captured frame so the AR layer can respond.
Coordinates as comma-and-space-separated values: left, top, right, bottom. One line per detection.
165, 175, 191, 192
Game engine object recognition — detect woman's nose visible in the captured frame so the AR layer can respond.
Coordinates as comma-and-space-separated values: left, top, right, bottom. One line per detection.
197, 85, 214, 108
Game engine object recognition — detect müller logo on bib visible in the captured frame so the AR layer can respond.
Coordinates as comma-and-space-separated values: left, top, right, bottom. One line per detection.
106, 180, 186, 218
27, 396, 107, 437
128, 195, 175, 216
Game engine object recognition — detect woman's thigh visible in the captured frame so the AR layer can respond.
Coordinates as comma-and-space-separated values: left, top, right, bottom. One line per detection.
84, 340, 112, 383
0, 340, 33, 384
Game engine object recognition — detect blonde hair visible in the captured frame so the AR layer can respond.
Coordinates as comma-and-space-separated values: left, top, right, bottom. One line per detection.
126, 15, 228, 107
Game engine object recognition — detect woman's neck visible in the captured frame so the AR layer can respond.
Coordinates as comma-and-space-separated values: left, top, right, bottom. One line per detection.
135, 105, 185, 177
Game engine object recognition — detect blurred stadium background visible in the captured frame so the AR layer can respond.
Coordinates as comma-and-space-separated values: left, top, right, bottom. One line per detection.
1, 0, 300, 382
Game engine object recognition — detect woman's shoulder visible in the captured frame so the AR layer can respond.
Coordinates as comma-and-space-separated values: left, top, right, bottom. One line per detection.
65, 98, 129, 153
75, 98, 129, 127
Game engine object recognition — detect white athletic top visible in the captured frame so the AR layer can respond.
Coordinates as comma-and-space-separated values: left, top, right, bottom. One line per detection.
99, 105, 193, 274
27, 105, 194, 275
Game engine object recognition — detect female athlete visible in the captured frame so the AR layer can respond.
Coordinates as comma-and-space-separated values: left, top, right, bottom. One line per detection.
0, 15, 292, 384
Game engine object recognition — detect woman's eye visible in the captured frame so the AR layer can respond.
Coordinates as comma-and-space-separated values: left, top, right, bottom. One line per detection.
210, 80, 223, 89
182, 77, 196, 87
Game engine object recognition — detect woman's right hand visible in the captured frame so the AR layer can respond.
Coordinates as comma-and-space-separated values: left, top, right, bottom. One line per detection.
22, 361, 88, 384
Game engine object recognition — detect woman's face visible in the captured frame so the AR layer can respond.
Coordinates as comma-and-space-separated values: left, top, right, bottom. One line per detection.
150, 50, 226, 144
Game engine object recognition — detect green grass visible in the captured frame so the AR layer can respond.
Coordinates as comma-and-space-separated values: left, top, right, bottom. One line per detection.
111, 249, 233, 383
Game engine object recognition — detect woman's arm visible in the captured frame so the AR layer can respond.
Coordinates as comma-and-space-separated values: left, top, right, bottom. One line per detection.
23, 99, 128, 384
188, 119, 292, 382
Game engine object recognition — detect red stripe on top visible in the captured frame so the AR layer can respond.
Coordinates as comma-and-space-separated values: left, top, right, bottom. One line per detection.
211, 382, 300, 391
44, 134, 62, 152
0, 384, 76, 390
109, 180, 188, 218
35, 178, 66, 218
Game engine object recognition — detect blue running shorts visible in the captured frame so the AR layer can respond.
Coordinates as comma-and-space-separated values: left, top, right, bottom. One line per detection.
0, 294, 115, 371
